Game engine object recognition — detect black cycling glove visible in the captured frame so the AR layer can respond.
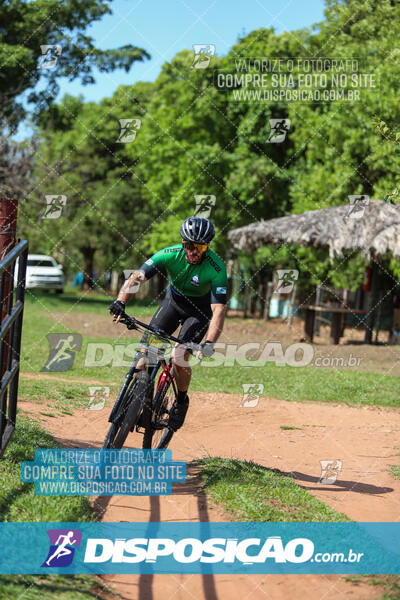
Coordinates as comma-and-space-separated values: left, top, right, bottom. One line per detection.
109, 299, 125, 316
201, 340, 215, 358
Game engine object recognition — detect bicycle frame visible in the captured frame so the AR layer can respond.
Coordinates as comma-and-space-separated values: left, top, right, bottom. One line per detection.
107, 311, 200, 428
155, 359, 178, 398
108, 336, 165, 425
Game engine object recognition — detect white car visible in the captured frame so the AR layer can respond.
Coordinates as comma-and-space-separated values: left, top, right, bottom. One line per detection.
24, 254, 65, 293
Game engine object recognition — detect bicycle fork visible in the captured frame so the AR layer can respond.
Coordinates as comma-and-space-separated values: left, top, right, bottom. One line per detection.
108, 357, 142, 423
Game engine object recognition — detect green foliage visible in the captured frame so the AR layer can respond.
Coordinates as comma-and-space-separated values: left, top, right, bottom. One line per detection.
0, 0, 149, 130
0, 574, 110, 600
288, 0, 400, 213
345, 575, 400, 600
0, 416, 94, 522
390, 465, 400, 480
195, 457, 349, 521
191, 362, 400, 408
24, 82, 155, 278
20, 290, 400, 407
23, 0, 400, 289
374, 119, 400, 204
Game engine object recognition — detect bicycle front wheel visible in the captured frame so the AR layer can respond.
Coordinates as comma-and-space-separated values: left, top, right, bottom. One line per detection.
103, 422, 118, 449
111, 371, 148, 449
142, 377, 176, 449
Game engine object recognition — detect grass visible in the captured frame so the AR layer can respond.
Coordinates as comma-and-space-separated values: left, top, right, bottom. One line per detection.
192, 363, 400, 408
0, 416, 94, 522
24, 287, 156, 316
194, 457, 350, 522
0, 416, 110, 599
280, 425, 303, 430
389, 460, 400, 480
18, 378, 118, 416
19, 288, 400, 407
345, 575, 400, 599
0, 574, 113, 600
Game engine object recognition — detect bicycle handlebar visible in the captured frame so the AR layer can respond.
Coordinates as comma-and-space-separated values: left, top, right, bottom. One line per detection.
116, 310, 201, 354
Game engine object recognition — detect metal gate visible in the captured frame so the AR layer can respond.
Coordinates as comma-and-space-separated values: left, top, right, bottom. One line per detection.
0, 239, 28, 457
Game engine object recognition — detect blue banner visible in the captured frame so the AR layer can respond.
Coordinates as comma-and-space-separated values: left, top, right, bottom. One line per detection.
0, 522, 399, 574
20, 449, 186, 496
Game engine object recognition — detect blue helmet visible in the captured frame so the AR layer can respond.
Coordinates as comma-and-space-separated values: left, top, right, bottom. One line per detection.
180, 216, 215, 244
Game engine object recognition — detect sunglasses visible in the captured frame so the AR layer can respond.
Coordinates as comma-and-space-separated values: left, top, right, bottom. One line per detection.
182, 241, 208, 252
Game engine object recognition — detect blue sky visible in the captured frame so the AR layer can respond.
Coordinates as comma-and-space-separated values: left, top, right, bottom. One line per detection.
17, 0, 325, 138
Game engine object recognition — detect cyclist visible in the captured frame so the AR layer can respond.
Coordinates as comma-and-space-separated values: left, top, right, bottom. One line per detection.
109, 216, 228, 432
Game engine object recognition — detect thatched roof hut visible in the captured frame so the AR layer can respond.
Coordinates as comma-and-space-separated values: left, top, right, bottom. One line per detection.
228, 199, 400, 343
228, 200, 400, 260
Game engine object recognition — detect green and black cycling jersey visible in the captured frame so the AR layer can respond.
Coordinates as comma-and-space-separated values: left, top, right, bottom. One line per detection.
139, 244, 228, 305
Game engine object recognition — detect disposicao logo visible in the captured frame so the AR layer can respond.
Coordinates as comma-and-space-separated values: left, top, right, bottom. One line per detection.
83, 536, 314, 564
42, 529, 82, 567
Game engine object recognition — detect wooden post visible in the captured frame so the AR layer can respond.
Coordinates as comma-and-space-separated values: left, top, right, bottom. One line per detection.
0, 198, 18, 380
287, 283, 297, 329
304, 308, 315, 342
330, 312, 343, 345
374, 290, 384, 343
243, 284, 250, 319
314, 285, 322, 336
364, 260, 379, 344
263, 281, 273, 320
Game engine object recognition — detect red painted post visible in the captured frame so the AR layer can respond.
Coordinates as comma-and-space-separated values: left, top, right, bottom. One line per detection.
0, 198, 18, 378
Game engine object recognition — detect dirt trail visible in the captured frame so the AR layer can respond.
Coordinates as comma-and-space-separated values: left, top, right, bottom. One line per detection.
22, 391, 400, 599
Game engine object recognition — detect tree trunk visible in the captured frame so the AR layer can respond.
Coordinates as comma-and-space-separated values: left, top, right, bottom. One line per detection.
81, 246, 96, 290
364, 260, 379, 344
259, 267, 267, 318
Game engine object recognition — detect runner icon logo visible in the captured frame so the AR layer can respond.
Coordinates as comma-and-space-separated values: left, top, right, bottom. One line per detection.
346, 195, 370, 219
319, 460, 342, 484
116, 118, 142, 143
43, 195, 68, 219
38, 45, 62, 69
194, 194, 216, 218
275, 270, 299, 294
191, 44, 216, 69
240, 383, 264, 407
41, 333, 82, 372
42, 529, 82, 568
267, 119, 291, 143
87, 386, 110, 410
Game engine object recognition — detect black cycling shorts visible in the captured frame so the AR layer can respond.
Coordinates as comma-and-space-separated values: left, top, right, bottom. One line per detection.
146, 287, 212, 344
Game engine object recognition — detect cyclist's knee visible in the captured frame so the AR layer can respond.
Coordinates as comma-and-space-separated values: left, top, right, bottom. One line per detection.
172, 346, 191, 369
136, 350, 147, 370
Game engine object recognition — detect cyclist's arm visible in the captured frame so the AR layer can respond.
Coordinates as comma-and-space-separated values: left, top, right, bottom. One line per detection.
206, 268, 228, 342
205, 303, 227, 343
117, 270, 147, 305
116, 248, 169, 305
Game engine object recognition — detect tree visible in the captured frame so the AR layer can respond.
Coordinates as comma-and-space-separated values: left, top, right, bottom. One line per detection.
133, 49, 233, 256
0, 0, 150, 131
0, 135, 35, 199
24, 82, 155, 288
134, 29, 306, 258
285, 0, 400, 288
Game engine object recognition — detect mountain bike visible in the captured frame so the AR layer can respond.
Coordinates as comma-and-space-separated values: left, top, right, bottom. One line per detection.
103, 311, 200, 450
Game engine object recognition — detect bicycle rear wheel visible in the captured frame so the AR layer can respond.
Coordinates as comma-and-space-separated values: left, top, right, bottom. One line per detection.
108, 371, 148, 449
142, 378, 176, 449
